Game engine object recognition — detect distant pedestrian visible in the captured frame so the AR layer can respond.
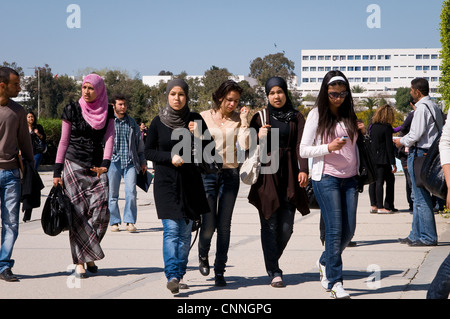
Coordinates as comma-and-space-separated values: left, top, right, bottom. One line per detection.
198, 80, 249, 286
27, 111, 46, 170
53, 74, 115, 278
22, 111, 47, 220
300, 70, 365, 299
248, 76, 310, 288
394, 78, 444, 246
369, 104, 397, 214
108, 95, 147, 233
426, 116, 450, 299
140, 122, 148, 144
144, 79, 210, 294
0, 67, 35, 282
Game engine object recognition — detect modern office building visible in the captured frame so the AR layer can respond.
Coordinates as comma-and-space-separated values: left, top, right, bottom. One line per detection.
298, 48, 442, 98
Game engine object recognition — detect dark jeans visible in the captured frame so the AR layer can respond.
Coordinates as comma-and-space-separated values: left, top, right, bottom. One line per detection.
198, 168, 240, 274
369, 164, 395, 209
427, 253, 450, 299
259, 197, 296, 278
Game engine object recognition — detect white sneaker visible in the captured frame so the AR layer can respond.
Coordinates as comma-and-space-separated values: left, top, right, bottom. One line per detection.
126, 223, 137, 232
110, 224, 120, 232
317, 260, 330, 291
330, 282, 350, 299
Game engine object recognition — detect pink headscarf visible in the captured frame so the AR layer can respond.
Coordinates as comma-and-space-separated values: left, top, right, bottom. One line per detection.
79, 74, 109, 130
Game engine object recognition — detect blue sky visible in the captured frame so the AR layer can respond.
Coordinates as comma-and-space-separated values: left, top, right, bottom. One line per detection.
2, 0, 444, 77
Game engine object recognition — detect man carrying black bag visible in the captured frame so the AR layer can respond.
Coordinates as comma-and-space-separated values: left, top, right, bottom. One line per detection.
394, 78, 444, 247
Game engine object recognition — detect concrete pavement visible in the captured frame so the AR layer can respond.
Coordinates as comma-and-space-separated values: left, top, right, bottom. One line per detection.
1, 170, 449, 301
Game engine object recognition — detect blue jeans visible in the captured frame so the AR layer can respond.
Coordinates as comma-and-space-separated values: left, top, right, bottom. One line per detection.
199, 168, 240, 274
427, 253, 450, 299
108, 160, 138, 225
313, 174, 359, 288
407, 150, 437, 244
162, 218, 192, 281
0, 169, 21, 273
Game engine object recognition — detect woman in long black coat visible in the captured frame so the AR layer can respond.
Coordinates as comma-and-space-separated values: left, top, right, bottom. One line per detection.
145, 79, 210, 294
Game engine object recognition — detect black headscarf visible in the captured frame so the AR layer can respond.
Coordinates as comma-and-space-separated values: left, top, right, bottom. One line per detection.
265, 77, 296, 123
159, 79, 191, 129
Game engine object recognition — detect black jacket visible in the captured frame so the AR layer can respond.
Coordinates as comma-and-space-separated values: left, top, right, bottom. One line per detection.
144, 113, 210, 221
369, 123, 396, 166
21, 158, 45, 221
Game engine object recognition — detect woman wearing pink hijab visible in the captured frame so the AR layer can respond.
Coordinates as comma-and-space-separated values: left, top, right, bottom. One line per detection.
53, 74, 115, 278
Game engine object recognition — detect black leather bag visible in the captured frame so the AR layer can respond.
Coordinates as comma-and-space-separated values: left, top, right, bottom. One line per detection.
356, 133, 377, 192
414, 133, 447, 199
305, 178, 320, 209
41, 184, 73, 236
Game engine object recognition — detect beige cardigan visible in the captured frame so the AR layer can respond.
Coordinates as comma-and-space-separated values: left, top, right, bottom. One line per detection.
200, 110, 250, 169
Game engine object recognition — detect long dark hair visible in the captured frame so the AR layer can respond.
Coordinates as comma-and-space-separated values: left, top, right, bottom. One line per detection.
27, 111, 38, 129
315, 70, 358, 142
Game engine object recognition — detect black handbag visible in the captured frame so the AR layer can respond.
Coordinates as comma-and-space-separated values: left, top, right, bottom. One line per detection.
305, 178, 320, 209
356, 132, 377, 192
414, 133, 447, 199
41, 184, 73, 236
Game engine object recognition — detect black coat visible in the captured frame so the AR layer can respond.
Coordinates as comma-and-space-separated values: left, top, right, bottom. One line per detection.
21, 158, 45, 221
144, 113, 210, 221
369, 123, 396, 166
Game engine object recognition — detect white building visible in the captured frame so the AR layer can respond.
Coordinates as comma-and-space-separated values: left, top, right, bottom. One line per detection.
298, 48, 442, 99
142, 75, 259, 88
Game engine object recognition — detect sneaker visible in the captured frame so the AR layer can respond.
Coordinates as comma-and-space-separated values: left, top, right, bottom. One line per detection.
0, 268, 19, 282
330, 282, 350, 299
167, 278, 179, 294
317, 260, 329, 291
110, 224, 120, 232
126, 223, 137, 232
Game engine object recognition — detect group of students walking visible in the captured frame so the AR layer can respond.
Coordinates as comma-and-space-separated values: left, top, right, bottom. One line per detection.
1, 65, 449, 299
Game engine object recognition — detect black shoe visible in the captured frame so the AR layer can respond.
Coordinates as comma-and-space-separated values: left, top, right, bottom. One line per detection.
86, 264, 98, 274
215, 274, 227, 287
398, 237, 413, 244
167, 278, 179, 294
199, 257, 210, 276
408, 240, 438, 247
0, 268, 19, 282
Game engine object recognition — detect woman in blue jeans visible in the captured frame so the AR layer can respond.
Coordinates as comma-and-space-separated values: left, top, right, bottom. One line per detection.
145, 79, 210, 294
199, 80, 249, 286
300, 70, 365, 299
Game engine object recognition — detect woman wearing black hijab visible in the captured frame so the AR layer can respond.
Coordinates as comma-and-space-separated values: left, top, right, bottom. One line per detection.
145, 79, 210, 294
248, 77, 310, 287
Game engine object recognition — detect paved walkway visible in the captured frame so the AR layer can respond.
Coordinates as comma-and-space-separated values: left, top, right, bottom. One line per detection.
1, 171, 449, 301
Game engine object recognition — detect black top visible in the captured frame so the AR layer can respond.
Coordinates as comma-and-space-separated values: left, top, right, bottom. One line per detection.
61, 102, 114, 168
369, 122, 396, 166
145, 113, 210, 220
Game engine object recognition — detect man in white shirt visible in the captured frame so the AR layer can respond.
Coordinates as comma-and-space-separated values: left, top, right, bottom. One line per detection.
394, 78, 444, 246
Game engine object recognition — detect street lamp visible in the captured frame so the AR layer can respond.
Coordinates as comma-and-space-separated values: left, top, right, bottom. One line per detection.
28, 67, 40, 119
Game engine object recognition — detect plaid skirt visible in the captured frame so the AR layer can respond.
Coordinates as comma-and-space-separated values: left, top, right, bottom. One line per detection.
63, 159, 110, 264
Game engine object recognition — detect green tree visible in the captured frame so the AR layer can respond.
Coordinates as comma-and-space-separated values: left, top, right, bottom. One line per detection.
440, 0, 450, 112
395, 87, 412, 113
249, 52, 296, 87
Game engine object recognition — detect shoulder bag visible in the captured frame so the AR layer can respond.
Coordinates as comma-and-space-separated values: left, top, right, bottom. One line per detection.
240, 109, 267, 185
41, 184, 73, 236
356, 132, 377, 193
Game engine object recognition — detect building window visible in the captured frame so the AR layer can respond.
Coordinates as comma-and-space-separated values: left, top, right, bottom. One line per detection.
416, 55, 422, 59
302, 67, 309, 71
318, 56, 324, 60
416, 66, 423, 71
363, 55, 369, 60
310, 67, 317, 71
347, 67, 354, 71
310, 56, 316, 60
385, 66, 391, 71
431, 66, 438, 71
355, 55, 361, 60
348, 55, 354, 60
303, 56, 309, 60
302, 78, 309, 83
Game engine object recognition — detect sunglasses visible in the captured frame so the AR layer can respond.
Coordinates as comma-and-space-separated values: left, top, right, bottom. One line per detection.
328, 91, 349, 99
